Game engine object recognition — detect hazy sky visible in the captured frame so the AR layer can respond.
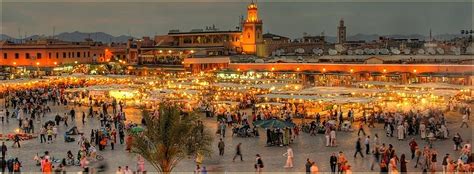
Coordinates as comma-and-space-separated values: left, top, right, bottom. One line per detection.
1, 0, 472, 38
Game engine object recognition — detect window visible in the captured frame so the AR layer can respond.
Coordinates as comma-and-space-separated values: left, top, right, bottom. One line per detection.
37, 53, 42, 59
63, 52, 67, 58
72, 52, 75, 58
93, 54, 96, 57
56, 52, 59, 58
48, 52, 52, 59
83, 52, 86, 58
184, 37, 192, 44
3, 53, 7, 59
68, 52, 71, 58
15, 53, 19, 59
26, 53, 30, 59
77, 52, 80, 58
88, 52, 90, 57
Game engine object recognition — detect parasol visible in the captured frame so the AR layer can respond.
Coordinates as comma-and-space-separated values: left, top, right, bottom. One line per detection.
253, 119, 295, 129
130, 126, 145, 134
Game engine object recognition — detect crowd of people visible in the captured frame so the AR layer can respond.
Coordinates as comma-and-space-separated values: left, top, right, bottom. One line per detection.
0, 81, 146, 173
0, 78, 472, 173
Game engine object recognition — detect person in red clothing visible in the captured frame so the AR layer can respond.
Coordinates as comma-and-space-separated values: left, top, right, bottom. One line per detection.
42, 159, 52, 174
409, 138, 418, 159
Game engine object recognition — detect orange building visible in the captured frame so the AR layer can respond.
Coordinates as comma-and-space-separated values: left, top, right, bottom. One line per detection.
0, 39, 107, 67
241, 2, 265, 56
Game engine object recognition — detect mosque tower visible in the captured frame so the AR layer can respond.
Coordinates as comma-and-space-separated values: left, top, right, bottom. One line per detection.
241, 1, 265, 57
337, 18, 346, 44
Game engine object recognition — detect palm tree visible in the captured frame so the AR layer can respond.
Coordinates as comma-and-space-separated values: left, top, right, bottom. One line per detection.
128, 105, 213, 173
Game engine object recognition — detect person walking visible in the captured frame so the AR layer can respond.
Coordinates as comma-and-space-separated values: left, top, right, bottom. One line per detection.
415, 146, 422, 168
232, 143, 243, 162
460, 113, 469, 128
39, 127, 46, 143
330, 129, 336, 147
12, 135, 20, 148
310, 161, 319, 174
442, 153, 450, 174
453, 133, 462, 151
255, 154, 263, 173
218, 138, 225, 156
397, 124, 405, 140
82, 111, 86, 125
370, 146, 380, 171
330, 153, 337, 174
365, 136, 370, 155
409, 138, 418, 159
400, 154, 408, 173
283, 146, 294, 168
337, 151, 347, 173
354, 138, 364, 158
0, 142, 6, 158
357, 122, 366, 136
306, 159, 312, 174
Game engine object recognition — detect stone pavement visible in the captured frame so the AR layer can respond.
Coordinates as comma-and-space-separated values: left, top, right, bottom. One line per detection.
0, 103, 472, 173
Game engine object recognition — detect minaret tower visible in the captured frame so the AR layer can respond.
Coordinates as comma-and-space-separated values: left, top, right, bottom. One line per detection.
241, 1, 264, 57
337, 18, 346, 44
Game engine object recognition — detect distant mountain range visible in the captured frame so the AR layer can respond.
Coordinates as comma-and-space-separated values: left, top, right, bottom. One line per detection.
0, 31, 463, 43
0, 31, 134, 43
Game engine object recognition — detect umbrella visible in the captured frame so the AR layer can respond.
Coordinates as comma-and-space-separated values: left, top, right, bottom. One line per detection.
253, 119, 295, 129
130, 126, 144, 134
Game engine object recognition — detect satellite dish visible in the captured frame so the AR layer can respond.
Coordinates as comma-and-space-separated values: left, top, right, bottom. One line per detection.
403, 48, 411, 55
328, 49, 338, 56
436, 48, 445, 55
364, 48, 370, 54
347, 50, 354, 55
391, 48, 401, 55
466, 45, 474, 54
417, 49, 425, 55
368, 49, 375, 55
374, 49, 381, 55
335, 45, 345, 52
312, 48, 323, 55
355, 49, 364, 55
295, 48, 305, 54
453, 47, 461, 55
255, 59, 264, 63
380, 49, 389, 55
427, 48, 436, 55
